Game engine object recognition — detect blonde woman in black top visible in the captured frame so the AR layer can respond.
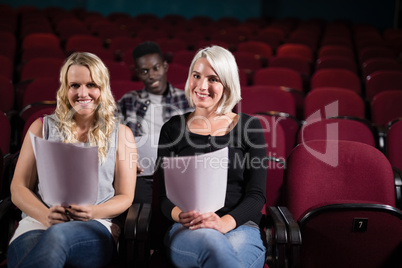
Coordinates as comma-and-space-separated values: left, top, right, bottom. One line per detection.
157, 46, 267, 268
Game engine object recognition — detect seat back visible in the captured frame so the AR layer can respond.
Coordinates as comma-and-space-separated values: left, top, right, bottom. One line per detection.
362, 57, 402, 79
20, 57, 64, 82
166, 63, 189, 88
238, 85, 296, 116
171, 50, 196, 68
239, 86, 300, 157
284, 140, 395, 221
174, 31, 206, 50
233, 51, 263, 73
386, 119, 402, 171
103, 60, 132, 81
252, 30, 284, 51
318, 45, 355, 59
310, 69, 361, 94
0, 76, 14, 112
0, 55, 13, 80
111, 80, 143, 101
22, 33, 60, 50
109, 36, 142, 60
21, 77, 59, 109
269, 56, 312, 79
21, 106, 56, 141
315, 55, 357, 73
56, 19, 91, 42
286, 32, 319, 52
253, 67, 303, 92
298, 117, 376, 147
358, 46, 396, 64
320, 36, 353, 49
276, 43, 313, 62
156, 38, 187, 60
365, 70, 402, 101
237, 41, 273, 63
254, 114, 286, 208
21, 46, 65, 63
304, 87, 365, 119
0, 31, 16, 62
371, 90, 402, 127
283, 138, 400, 266
299, 203, 402, 268
65, 34, 104, 54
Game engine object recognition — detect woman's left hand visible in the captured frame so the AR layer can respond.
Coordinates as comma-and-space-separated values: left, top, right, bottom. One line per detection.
65, 205, 95, 221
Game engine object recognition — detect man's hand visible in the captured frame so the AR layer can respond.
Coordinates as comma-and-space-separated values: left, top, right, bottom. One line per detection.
137, 165, 144, 174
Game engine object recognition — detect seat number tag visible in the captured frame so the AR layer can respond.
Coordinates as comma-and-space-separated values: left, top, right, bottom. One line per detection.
353, 218, 368, 232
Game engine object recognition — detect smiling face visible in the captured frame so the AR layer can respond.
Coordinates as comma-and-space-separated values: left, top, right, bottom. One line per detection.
67, 64, 101, 118
189, 57, 224, 113
135, 53, 168, 95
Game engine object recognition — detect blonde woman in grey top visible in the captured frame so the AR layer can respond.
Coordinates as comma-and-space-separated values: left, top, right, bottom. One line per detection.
7, 52, 137, 268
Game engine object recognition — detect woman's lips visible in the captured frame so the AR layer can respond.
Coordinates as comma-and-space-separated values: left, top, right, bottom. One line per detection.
77, 99, 92, 104
75, 99, 94, 108
196, 91, 209, 98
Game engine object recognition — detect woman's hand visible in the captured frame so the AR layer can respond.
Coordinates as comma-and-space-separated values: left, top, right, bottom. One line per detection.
65, 204, 95, 221
47, 205, 70, 226
178, 210, 201, 227
178, 211, 234, 234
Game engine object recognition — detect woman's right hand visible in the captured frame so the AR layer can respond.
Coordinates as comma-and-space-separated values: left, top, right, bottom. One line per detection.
46, 205, 70, 226
178, 210, 201, 228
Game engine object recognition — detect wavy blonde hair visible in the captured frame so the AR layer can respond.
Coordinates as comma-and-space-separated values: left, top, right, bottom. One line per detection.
55, 52, 117, 163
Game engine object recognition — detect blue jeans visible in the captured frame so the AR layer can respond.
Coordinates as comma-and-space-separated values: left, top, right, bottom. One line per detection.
7, 220, 115, 268
165, 223, 266, 268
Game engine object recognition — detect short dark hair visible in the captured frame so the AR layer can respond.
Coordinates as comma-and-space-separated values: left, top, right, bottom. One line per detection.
132, 41, 164, 61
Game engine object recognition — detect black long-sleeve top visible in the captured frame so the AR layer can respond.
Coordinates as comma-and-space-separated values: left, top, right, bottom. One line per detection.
156, 112, 267, 227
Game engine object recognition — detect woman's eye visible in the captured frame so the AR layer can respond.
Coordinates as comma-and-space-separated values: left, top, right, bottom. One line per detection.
70, 84, 80, 89
87, 83, 97, 88
193, 74, 200, 79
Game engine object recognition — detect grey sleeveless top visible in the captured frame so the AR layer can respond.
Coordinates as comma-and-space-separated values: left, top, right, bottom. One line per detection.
41, 114, 118, 207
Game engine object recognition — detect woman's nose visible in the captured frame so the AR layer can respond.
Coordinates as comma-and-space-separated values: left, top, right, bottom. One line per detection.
199, 78, 208, 90
78, 86, 88, 97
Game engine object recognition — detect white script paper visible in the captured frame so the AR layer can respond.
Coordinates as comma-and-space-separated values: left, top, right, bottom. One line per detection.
163, 147, 229, 213
30, 132, 98, 207
135, 133, 159, 176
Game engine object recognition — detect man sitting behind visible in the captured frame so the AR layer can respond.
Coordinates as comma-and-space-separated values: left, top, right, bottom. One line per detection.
117, 41, 192, 204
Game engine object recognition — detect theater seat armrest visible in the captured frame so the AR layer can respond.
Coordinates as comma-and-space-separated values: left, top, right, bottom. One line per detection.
124, 202, 141, 240
0, 197, 13, 220
278, 206, 302, 268
137, 203, 151, 240
265, 206, 288, 268
393, 167, 402, 210
135, 203, 152, 267
0, 196, 15, 262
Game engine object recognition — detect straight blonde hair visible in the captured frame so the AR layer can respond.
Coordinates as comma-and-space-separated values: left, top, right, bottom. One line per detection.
184, 46, 242, 114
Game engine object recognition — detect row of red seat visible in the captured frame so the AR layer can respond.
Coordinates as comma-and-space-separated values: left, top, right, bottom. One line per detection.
1, 5, 402, 149
1, 3, 401, 82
